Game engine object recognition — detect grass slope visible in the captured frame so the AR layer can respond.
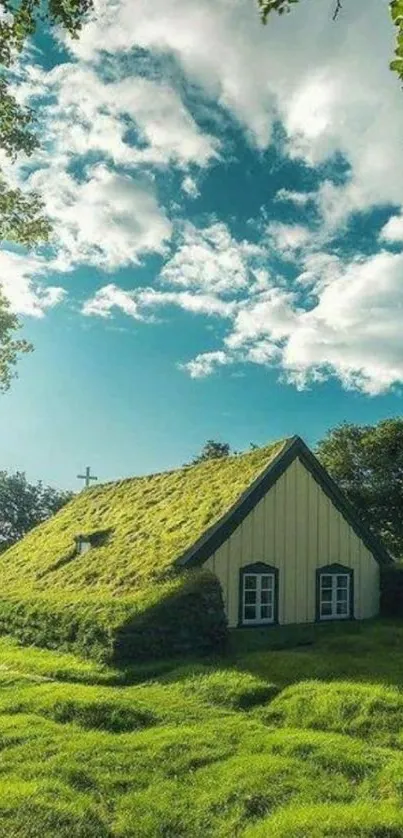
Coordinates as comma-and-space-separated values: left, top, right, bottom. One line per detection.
2, 620, 403, 836
0, 441, 285, 596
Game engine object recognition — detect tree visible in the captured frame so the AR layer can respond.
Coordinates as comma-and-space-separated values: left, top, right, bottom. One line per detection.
0, 470, 72, 552
0, 288, 32, 391
0, 1, 93, 238
315, 418, 403, 558
189, 440, 232, 465
258, 1, 403, 86
0, 0, 93, 388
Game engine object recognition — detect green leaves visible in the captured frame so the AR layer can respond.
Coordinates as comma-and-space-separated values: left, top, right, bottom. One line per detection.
316, 419, 403, 559
0, 178, 51, 246
189, 440, 231, 465
0, 80, 38, 159
0, 469, 72, 551
0, 289, 32, 392
0, 0, 94, 66
258, 0, 300, 24
390, 0, 403, 82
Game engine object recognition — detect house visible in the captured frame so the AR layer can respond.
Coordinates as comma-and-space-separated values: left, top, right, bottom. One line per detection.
0, 436, 391, 646
176, 435, 391, 627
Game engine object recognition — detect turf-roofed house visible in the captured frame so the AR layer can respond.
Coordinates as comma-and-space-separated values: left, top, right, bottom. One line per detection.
0, 436, 391, 662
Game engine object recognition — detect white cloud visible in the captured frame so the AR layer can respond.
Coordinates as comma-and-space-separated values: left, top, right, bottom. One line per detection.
82, 283, 142, 319
8, 56, 218, 287
266, 222, 312, 255
30, 165, 172, 271
275, 189, 316, 206
282, 251, 403, 394
381, 212, 403, 244
225, 287, 298, 350
160, 222, 268, 294
182, 350, 229, 379
66, 0, 280, 148
219, 250, 403, 396
15, 63, 220, 171
65, 0, 403, 231
0, 251, 65, 317
7, 0, 403, 397
137, 288, 235, 317
83, 285, 235, 319
82, 211, 403, 395
182, 175, 200, 199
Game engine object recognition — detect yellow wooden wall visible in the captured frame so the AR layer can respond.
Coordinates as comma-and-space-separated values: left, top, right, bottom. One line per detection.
204, 456, 379, 627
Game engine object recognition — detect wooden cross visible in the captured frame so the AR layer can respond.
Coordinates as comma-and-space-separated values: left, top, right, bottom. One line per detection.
77, 466, 98, 489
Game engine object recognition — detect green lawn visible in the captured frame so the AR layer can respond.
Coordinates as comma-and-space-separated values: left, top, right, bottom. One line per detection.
2, 620, 403, 837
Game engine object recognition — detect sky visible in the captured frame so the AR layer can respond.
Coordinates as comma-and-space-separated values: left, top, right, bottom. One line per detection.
1, 0, 403, 490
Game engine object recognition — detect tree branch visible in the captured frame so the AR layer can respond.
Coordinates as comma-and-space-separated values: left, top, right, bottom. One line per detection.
333, 0, 343, 21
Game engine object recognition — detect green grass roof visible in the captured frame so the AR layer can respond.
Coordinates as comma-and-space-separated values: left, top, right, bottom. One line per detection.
0, 440, 286, 598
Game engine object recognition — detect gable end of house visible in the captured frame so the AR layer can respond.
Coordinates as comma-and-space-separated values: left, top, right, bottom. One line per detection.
176, 436, 392, 570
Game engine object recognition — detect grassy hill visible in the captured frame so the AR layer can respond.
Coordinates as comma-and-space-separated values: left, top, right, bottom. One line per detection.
2, 619, 403, 836
0, 442, 284, 660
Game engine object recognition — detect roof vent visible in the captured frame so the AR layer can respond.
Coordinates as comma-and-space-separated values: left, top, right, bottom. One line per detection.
76, 536, 91, 555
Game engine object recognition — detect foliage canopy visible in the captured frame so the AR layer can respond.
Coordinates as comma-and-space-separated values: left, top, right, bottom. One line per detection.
316, 418, 403, 558
189, 439, 232, 465
0, 470, 72, 552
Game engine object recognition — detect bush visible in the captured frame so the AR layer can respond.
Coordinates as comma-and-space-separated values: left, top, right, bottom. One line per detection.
0, 570, 227, 663
380, 564, 403, 617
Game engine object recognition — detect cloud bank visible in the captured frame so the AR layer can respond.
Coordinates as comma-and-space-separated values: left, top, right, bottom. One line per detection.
3, 0, 403, 396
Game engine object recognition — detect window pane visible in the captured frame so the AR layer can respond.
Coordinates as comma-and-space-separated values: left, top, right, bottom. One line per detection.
321, 602, 332, 616
336, 588, 347, 602
321, 575, 333, 589
321, 588, 332, 602
245, 590, 257, 605
244, 575, 257, 590
261, 575, 272, 590
337, 601, 348, 616
337, 575, 348, 588
261, 605, 272, 621
244, 605, 257, 621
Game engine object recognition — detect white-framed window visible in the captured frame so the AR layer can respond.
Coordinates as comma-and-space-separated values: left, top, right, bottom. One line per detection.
319, 572, 351, 620
242, 572, 275, 625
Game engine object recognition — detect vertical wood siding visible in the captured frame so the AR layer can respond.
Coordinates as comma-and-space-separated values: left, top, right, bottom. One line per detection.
204, 456, 379, 627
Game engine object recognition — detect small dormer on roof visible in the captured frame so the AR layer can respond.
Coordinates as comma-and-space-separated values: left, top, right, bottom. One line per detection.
75, 535, 92, 555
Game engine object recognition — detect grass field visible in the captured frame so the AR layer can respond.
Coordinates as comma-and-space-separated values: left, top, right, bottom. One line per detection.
2, 619, 403, 837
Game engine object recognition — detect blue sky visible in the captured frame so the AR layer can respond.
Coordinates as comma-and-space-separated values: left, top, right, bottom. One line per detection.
1, 0, 403, 489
